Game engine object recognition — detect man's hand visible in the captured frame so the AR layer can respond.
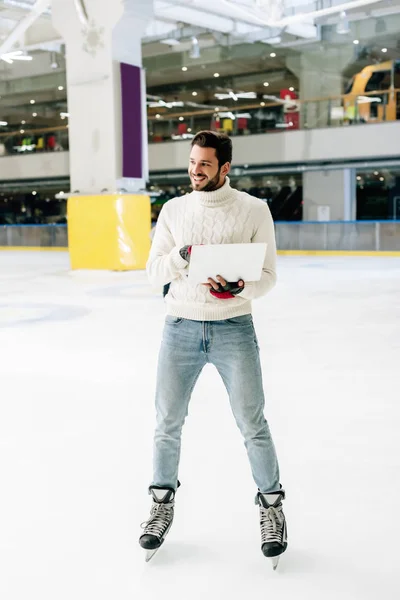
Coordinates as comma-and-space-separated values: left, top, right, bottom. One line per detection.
203, 275, 244, 299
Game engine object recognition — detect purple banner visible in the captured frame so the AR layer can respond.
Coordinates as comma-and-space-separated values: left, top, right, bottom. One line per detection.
120, 62, 142, 179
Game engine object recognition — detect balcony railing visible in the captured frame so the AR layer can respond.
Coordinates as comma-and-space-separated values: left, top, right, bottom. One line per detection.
1, 89, 399, 157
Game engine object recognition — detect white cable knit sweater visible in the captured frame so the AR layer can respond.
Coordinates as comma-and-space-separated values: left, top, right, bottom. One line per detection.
146, 177, 277, 321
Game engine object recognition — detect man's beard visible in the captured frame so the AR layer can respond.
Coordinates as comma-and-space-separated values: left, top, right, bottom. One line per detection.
191, 168, 221, 192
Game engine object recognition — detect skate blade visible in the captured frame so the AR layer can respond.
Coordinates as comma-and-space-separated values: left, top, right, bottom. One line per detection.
145, 548, 159, 563
271, 556, 280, 570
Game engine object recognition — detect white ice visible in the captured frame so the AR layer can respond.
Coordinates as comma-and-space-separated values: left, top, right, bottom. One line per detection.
1, 251, 400, 600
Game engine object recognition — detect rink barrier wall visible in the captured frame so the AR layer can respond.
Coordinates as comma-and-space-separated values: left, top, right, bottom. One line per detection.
1, 221, 400, 255
2, 247, 400, 256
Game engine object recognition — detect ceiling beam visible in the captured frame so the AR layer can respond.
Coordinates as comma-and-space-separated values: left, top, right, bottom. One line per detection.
0, 0, 51, 56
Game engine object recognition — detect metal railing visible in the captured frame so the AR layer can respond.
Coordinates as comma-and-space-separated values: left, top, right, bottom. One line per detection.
0, 224, 68, 247
1, 89, 399, 159
275, 221, 400, 252
1, 222, 399, 252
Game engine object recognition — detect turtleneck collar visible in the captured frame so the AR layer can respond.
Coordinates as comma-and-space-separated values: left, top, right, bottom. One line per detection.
190, 176, 234, 207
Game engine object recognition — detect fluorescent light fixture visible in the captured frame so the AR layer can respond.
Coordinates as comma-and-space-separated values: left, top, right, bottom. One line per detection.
260, 36, 282, 45
353, 39, 359, 44
161, 38, 181, 46
216, 111, 236, 120
0, 121, 8, 126
60, 112, 70, 118
229, 91, 238, 101
214, 91, 256, 100
357, 96, 382, 103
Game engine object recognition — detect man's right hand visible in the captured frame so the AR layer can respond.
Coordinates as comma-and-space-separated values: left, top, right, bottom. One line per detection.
179, 245, 192, 263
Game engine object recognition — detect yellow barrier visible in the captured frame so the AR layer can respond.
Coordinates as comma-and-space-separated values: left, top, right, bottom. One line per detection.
67, 193, 151, 270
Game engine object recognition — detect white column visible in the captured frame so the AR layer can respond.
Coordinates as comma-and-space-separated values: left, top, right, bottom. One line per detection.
52, 0, 153, 194
287, 47, 354, 129
303, 169, 356, 221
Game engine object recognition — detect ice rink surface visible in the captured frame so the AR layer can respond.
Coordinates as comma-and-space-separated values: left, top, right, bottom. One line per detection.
1, 251, 399, 600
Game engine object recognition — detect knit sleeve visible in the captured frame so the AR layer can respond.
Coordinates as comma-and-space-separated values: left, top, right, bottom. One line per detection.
238, 203, 277, 300
146, 202, 189, 287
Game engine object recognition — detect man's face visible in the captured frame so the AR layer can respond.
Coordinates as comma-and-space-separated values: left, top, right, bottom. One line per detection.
188, 145, 229, 192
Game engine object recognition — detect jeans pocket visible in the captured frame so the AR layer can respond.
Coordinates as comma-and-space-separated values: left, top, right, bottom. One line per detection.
165, 315, 184, 325
224, 314, 253, 326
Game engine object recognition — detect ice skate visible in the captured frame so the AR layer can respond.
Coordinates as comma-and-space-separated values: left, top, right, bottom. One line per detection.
139, 486, 175, 562
256, 489, 287, 570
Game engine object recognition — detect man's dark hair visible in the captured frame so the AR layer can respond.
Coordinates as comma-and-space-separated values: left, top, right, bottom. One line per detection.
191, 130, 232, 167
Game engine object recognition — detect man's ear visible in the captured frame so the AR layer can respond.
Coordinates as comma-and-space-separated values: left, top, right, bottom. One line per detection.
222, 162, 231, 177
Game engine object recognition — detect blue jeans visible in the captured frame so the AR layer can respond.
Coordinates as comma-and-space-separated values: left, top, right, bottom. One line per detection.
152, 314, 281, 493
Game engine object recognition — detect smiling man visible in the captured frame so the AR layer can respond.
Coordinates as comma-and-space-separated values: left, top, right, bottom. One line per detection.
139, 131, 287, 567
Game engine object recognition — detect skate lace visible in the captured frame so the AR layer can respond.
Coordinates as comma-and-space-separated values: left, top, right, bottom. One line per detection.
260, 504, 284, 544
140, 502, 174, 539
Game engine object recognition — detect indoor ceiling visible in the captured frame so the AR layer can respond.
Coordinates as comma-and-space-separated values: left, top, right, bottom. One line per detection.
1, 0, 400, 128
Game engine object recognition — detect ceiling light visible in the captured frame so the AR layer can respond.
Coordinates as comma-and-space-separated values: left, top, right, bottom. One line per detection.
214, 72, 220, 78
379, 176, 384, 181
260, 102, 266, 106
182, 66, 188, 71
263, 82, 269, 87
32, 112, 37, 117
179, 116, 184, 121
374, 171, 379, 175
353, 39, 359, 45
381, 48, 388, 53
187, 128, 192, 132
270, 52, 276, 58
60, 112, 69, 118
58, 85, 64, 91
357, 176, 361, 180
192, 91, 198, 96
30, 99, 35, 104
0, 121, 7, 126
32, 191, 37, 195
289, 87, 294, 92
155, 114, 161, 119
20, 129, 25, 134
21, 120, 26, 124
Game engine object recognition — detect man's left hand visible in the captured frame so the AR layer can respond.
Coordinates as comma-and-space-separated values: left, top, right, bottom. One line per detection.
203, 275, 244, 299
